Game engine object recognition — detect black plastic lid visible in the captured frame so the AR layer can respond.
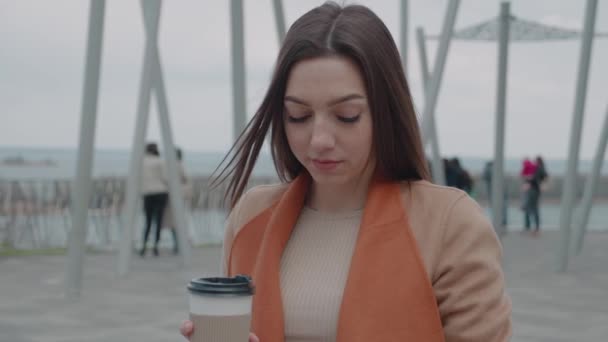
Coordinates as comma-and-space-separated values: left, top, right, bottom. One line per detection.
188, 275, 254, 296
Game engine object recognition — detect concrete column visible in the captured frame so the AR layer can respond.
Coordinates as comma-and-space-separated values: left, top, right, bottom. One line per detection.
230, 0, 247, 141
151, 34, 193, 268
400, 0, 408, 74
420, 0, 461, 185
272, 0, 286, 44
491, 2, 510, 234
65, 0, 105, 299
416, 27, 444, 183
556, 0, 598, 272
573, 104, 608, 255
117, 0, 161, 276
416, 27, 430, 89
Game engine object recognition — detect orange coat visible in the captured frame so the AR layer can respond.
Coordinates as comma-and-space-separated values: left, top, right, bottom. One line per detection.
223, 174, 512, 341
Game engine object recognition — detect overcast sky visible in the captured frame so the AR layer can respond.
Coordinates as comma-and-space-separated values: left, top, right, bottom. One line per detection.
1, 0, 608, 159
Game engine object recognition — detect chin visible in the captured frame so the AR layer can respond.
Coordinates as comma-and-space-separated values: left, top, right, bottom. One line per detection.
308, 171, 351, 186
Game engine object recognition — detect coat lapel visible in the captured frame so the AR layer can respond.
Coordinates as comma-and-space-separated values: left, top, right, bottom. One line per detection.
336, 179, 445, 341
244, 175, 444, 341
250, 174, 309, 342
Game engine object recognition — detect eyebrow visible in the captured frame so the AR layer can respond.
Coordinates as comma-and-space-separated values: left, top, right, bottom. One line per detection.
284, 94, 365, 107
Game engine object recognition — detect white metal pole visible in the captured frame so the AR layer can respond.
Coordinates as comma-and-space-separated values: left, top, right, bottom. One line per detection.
416, 27, 430, 89
65, 0, 105, 299
231, 0, 247, 141
416, 27, 443, 185
421, 0, 461, 185
428, 115, 444, 185
272, 0, 286, 44
491, 2, 510, 234
150, 26, 193, 268
556, 0, 598, 272
117, 0, 161, 276
573, 103, 608, 255
154, 76, 192, 268
400, 0, 408, 75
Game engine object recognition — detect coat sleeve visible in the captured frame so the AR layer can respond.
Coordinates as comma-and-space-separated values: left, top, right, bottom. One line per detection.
433, 194, 512, 341
219, 190, 251, 276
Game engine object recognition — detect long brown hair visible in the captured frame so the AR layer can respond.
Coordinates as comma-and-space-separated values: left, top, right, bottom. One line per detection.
213, 1, 429, 209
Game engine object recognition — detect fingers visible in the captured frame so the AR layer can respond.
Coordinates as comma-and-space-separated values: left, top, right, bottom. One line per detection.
180, 320, 194, 339
181, 319, 254, 341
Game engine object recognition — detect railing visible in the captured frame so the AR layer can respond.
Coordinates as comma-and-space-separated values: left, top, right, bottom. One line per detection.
2, 173, 607, 249
0, 176, 276, 249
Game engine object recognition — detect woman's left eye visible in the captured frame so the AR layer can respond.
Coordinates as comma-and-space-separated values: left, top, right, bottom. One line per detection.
337, 114, 361, 123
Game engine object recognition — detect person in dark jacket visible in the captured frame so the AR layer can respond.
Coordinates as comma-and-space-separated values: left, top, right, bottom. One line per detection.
140, 142, 168, 256
523, 156, 548, 235
445, 158, 473, 194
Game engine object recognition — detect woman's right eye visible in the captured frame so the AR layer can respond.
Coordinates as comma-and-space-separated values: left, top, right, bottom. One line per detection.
286, 115, 311, 123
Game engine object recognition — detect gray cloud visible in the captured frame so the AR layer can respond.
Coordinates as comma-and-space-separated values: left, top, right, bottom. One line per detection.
2, 0, 608, 159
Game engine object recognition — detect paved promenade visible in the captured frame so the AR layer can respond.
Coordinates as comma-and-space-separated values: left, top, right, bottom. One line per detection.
1, 231, 607, 341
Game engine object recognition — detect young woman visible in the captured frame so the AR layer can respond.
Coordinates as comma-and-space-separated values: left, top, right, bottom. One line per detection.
182, 2, 511, 341
140, 142, 168, 257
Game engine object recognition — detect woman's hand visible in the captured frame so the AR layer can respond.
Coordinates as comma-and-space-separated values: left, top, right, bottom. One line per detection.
179, 320, 194, 340
180, 320, 259, 341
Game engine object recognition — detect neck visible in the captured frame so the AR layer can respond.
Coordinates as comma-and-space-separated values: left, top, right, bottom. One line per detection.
307, 172, 374, 213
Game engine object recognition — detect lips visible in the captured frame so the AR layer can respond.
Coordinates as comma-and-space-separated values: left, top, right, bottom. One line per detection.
311, 159, 342, 171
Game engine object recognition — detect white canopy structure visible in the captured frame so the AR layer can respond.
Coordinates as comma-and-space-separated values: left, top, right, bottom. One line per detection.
65, 0, 605, 299
420, 0, 606, 272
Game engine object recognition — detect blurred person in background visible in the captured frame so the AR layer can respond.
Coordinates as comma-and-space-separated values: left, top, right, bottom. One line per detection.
445, 157, 473, 195
522, 155, 548, 235
451, 157, 473, 195
444, 158, 457, 187
162, 147, 192, 255
139, 142, 168, 257
519, 157, 536, 213
520, 157, 537, 180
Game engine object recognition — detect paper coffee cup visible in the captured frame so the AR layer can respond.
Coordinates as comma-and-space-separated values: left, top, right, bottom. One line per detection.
188, 275, 254, 342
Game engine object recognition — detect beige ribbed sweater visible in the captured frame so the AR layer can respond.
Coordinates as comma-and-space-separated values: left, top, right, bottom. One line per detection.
279, 207, 362, 342
140, 155, 168, 195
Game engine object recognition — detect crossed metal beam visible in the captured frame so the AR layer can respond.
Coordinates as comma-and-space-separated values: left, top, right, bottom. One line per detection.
66, 0, 193, 298
419, 0, 461, 187
65, 0, 606, 300
118, 0, 192, 276
65, 0, 106, 299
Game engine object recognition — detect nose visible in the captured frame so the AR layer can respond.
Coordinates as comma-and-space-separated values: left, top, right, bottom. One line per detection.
310, 116, 335, 152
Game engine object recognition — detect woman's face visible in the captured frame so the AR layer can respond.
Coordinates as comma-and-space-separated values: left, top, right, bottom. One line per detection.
283, 56, 375, 187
